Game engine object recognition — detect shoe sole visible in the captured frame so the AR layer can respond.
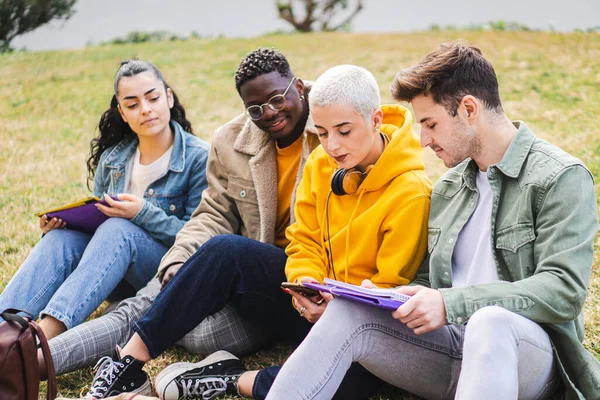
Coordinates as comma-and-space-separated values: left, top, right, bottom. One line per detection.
135, 379, 154, 397
155, 350, 239, 400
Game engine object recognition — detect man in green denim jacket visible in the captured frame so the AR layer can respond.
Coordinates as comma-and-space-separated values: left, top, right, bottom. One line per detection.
393, 44, 600, 398
263, 42, 599, 400
412, 120, 600, 399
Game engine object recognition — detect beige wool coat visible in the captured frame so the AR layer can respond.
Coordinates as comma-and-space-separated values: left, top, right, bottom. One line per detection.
157, 110, 320, 280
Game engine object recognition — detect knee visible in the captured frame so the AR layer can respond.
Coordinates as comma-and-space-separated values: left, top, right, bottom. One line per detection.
95, 217, 138, 238
196, 235, 249, 263
202, 234, 245, 251
41, 229, 79, 248
464, 306, 516, 344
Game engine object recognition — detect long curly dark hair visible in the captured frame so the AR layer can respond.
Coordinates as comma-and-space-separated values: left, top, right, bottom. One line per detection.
86, 60, 194, 188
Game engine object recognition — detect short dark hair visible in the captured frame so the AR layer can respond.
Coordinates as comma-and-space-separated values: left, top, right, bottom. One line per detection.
234, 48, 293, 93
391, 41, 503, 116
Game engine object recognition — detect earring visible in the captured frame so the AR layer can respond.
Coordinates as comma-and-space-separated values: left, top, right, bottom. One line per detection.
300, 95, 305, 100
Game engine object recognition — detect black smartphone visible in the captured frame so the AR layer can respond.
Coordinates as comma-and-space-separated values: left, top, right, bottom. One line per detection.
281, 282, 324, 304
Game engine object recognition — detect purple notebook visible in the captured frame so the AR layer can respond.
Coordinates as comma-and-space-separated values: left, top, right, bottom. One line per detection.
303, 279, 411, 311
44, 197, 116, 234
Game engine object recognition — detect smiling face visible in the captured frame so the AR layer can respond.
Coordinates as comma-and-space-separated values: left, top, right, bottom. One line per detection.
313, 104, 383, 172
116, 71, 174, 140
239, 71, 305, 144
411, 94, 480, 168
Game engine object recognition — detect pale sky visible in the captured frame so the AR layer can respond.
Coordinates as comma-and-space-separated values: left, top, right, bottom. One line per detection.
12, 0, 600, 51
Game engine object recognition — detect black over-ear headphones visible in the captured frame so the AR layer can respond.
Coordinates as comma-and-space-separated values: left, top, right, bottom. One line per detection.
330, 132, 389, 196
330, 166, 372, 196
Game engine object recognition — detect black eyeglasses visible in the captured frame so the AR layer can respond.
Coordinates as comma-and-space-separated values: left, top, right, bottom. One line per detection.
245, 77, 297, 120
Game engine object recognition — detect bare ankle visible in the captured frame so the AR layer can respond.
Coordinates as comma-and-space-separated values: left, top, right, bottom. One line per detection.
119, 333, 151, 363
38, 316, 66, 340
238, 370, 259, 397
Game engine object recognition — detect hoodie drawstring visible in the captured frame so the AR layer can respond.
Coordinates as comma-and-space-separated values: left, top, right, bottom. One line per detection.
344, 189, 365, 283
321, 191, 335, 280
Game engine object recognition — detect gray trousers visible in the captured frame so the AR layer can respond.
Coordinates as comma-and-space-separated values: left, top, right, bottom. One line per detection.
49, 278, 269, 375
266, 299, 559, 400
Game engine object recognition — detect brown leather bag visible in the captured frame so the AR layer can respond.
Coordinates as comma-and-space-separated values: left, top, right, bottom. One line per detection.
0, 309, 57, 400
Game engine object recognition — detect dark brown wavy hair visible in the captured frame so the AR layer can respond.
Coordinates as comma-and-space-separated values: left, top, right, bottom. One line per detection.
391, 41, 503, 117
86, 60, 194, 188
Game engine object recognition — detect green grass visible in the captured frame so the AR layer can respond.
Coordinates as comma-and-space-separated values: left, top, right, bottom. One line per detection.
1, 31, 599, 399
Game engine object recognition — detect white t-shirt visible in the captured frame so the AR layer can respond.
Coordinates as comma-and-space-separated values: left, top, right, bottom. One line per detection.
451, 170, 499, 287
126, 146, 173, 198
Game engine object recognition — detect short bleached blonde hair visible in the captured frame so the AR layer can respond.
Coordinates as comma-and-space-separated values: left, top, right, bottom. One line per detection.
309, 64, 380, 121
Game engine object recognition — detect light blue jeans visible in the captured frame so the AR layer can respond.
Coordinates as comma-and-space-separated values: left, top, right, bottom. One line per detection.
0, 218, 166, 329
266, 300, 559, 400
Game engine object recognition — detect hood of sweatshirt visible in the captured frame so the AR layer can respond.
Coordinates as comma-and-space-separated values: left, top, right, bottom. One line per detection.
325, 104, 425, 193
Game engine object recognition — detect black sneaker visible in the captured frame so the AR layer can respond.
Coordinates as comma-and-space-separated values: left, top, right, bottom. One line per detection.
155, 350, 248, 400
85, 354, 153, 398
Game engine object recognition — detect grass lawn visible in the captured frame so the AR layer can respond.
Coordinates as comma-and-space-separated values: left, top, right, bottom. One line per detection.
1, 31, 599, 399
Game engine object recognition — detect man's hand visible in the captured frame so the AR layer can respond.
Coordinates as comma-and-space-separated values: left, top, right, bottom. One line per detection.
96, 193, 143, 220
392, 286, 447, 335
161, 263, 183, 289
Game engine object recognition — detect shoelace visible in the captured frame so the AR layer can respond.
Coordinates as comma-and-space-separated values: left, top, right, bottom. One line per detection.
181, 377, 227, 400
86, 356, 125, 398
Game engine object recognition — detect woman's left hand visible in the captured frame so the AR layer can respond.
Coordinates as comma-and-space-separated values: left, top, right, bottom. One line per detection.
289, 277, 334, 323
96, 193, 144, 220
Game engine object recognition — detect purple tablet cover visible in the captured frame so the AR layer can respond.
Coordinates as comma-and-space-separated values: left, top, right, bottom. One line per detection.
303, 282, 408, 311
46, 198, 114, 234
330, 288, 406, 310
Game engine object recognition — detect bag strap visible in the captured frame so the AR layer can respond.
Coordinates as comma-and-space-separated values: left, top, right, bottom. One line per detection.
29, 321, 57, 400
1, 309, 34, 330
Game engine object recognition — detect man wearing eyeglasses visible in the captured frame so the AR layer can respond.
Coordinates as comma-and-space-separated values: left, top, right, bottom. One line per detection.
44, 48, 381, 399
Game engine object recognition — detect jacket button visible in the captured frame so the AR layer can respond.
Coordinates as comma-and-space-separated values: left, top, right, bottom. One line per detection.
240, 190, 247, 198
457, 317, 463, 323
148, 188, 154, 196
169, 204, 176, 212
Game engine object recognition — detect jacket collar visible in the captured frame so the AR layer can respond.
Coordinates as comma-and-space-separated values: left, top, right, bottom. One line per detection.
494, 121, 535, 178
460, 121, 535, 188
103, 121, 187, 172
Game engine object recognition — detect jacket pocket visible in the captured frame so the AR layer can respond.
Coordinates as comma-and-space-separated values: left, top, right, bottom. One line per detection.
432, 174, 463, 199
228, 178, 258, 205
428, 228, 441, 254
151, 194, 187, 219
495, 223, 536, 279
227, 178, 260, 238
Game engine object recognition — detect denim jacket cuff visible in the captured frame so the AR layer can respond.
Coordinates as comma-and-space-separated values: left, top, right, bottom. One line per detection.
439, 287, 471, 325
130, 199, 151, 227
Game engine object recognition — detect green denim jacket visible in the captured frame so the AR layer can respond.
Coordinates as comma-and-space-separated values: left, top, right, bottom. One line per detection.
412, 122, 600, 399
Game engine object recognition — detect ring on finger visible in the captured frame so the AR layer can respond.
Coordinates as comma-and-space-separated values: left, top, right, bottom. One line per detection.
299, 306, 306, 317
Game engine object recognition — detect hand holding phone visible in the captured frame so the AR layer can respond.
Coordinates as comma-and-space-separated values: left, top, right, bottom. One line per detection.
281, 282, 325, 305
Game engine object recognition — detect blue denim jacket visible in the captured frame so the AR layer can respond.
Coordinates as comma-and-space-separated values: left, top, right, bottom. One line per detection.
93, 121, 210, 247
413, 122, 599, 399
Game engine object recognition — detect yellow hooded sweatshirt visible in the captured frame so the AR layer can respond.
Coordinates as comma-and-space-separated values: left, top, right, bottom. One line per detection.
285, 104, 432, 287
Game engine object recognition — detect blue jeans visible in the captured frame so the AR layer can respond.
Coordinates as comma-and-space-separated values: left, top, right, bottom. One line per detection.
132, 234, 382, 400
0, 218, 166, 329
